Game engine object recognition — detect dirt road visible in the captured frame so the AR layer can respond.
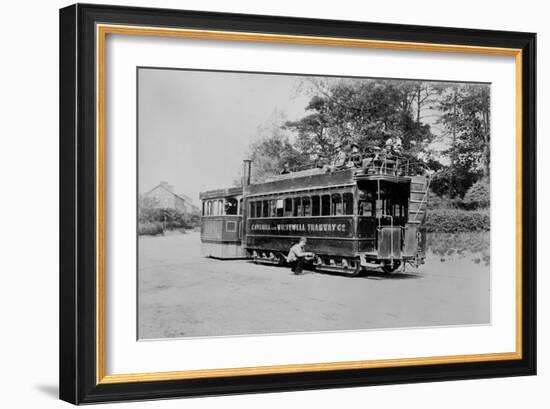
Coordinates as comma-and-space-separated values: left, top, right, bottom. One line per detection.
138, 231, 490, 339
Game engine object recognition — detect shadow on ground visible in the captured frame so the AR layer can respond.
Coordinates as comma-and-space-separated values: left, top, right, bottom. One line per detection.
34, 384, 58, 399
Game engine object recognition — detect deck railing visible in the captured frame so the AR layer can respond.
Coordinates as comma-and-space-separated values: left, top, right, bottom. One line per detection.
273, 153, 430, 180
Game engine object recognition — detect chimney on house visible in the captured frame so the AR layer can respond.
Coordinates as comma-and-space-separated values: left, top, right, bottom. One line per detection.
160, 181, 174, 192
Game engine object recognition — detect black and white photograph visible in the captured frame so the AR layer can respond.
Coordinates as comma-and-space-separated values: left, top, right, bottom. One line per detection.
137, 68, 491, 340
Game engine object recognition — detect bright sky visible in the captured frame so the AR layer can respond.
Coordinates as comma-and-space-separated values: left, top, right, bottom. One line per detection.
138, 68, 310, 204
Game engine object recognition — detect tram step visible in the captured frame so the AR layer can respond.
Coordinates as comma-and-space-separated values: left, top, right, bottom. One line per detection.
315, 265, 364, 275
253, 257, 282, 265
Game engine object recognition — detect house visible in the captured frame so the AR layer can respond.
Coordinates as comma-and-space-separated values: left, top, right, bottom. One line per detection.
144, 181, 200, 215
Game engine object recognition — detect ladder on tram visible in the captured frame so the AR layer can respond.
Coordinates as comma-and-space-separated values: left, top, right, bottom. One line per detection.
408, 175, 430, 224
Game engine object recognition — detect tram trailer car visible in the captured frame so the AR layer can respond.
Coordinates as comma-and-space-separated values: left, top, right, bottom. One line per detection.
200, 158, 430, 276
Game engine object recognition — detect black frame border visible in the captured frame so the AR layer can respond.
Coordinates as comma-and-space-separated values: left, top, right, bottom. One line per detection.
59, 3, 536, 404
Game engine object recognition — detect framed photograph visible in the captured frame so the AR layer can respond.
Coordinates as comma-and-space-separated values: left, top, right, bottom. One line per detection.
59, 3, 536, 404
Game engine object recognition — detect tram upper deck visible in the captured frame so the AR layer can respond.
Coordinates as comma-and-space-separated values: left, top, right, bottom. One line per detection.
246, 155, 421, 197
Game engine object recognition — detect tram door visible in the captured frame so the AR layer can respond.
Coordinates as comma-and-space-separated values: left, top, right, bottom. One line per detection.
357, 180, 409, 259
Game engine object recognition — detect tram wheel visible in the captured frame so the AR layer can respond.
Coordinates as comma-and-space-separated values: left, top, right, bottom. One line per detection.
344, 260, 364, 277
382, 261, 401, 274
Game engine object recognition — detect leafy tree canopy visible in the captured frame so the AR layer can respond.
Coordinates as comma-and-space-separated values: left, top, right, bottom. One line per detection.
237, 78, 490, 199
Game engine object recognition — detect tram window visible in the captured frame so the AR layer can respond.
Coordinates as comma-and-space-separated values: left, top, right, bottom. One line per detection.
343, 193, 354, 215
332, 194, 343, 216
358, 200, 373, 216
303, 197, 311, 216
392, 204, 404, 217
311, 195, 320, 216
321, 195, 331, 216
275, 199, 284, 217
376, 199, 384, 217
256, 201, 262, 217
250, 201, 256, 218
202, 202, 205, 216
284, 198, 292, 217
262, 200, 270, 218
293, 197, 302, 216
225, 198, 238, 215
239, 199, 243, 215
270, 200, 277, 217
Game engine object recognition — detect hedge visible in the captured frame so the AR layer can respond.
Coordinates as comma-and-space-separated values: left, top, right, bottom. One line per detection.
425, 209, 490, 233
138, 221, 164, 236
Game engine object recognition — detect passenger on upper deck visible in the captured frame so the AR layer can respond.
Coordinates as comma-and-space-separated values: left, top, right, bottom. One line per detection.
280, 163, 291, 175
349, 143, 363, 168
385, 136, 403, 156
362, 146, 379, 169
332, 142, 348, 170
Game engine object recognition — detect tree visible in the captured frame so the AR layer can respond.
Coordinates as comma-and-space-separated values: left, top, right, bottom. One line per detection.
284, 79, 435, 163
433, 83, 490, 198
234, 114, 309, 184
235, 77, 490, 203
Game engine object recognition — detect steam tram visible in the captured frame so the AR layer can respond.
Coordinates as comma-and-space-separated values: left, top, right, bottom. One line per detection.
200, 157, 430, 276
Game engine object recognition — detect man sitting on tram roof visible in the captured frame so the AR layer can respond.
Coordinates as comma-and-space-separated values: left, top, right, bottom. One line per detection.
333, 142, 348, 168
349, 143, 363, 168
280, 163, 291, 175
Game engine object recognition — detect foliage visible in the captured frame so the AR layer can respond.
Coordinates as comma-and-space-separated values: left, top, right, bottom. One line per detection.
138, 195, 200, 235
431, 83, 490, 198
427, 191, 456, 210
238, 78, 491, 207
462, 178, 490, 209
283, 79, 435, 162
425, 208, 490, 233
138, 221, 164, 236
426, 232, 490, 266
138, 196, 160, 224
247, 129, 308, 183
429, 167, 479, 200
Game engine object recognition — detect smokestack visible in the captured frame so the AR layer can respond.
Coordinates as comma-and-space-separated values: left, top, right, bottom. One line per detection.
242, 159, 252, 187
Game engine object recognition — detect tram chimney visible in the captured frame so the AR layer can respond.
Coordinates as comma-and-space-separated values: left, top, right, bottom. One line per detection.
242, 159, 252, 186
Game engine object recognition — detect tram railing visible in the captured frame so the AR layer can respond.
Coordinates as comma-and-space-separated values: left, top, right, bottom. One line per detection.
282, 153, 431, 178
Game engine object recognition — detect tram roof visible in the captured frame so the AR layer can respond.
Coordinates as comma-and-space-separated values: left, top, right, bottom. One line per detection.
245, 168, 411, 197
246, 168, 354, 196
199, 186, 243, 200
200, 167, 416, 201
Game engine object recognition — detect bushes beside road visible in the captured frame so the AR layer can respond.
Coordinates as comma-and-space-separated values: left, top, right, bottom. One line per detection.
138, 221, 164, 236
425, 178, 490, 233
138, 195, 201, 236
425, 208, 490, 233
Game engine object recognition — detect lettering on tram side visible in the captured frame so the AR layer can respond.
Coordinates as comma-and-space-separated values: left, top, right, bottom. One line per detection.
248, 219, 352, 237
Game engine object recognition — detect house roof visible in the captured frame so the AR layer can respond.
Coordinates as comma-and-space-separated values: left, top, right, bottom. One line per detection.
145, 183, 196, 205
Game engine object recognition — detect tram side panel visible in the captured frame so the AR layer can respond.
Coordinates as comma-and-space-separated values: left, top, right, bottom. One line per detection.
244, 216, 357, 259
201, 215, 245, 259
